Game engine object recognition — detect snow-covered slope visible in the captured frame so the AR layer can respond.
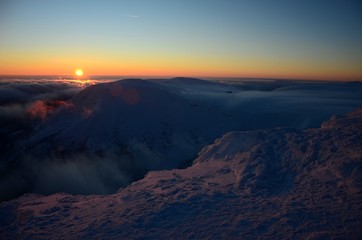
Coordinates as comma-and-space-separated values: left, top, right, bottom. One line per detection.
1, 108, 361, 239
2, 78, 362, 200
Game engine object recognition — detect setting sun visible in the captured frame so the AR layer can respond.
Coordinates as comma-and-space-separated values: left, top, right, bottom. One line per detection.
75, 69, 83, 77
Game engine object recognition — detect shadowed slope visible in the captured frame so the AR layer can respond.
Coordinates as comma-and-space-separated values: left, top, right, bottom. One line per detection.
1, 78, 362, 201
1, 107, 361, 239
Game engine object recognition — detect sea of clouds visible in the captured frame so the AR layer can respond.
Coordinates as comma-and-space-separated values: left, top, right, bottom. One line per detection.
0, 77, 362, 201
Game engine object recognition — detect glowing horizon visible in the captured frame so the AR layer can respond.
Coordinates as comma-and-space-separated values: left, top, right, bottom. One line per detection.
0, 1, 361, 81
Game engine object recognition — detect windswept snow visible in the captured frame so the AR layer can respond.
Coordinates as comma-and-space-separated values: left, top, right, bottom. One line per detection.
1, 108, 361, 239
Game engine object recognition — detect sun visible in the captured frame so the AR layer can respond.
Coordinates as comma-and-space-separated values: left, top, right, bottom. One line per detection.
75, 69, 83, 77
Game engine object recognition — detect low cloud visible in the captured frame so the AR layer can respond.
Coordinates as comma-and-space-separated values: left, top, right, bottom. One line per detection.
0, 77, 120, 201
0, 78, 89, 180
0, 78, 362, 201
27, 100, 73, 120
0, 78, 97, 121
0, 151, 145, 201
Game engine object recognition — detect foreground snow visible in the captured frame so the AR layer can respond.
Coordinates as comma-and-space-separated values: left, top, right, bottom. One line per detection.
1, 108, 361, 239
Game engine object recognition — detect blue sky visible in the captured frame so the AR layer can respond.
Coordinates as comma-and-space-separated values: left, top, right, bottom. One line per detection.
0, 0, 361, 80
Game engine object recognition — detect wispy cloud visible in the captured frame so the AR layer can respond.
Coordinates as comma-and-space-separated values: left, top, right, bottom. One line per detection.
124, 14, 139, 18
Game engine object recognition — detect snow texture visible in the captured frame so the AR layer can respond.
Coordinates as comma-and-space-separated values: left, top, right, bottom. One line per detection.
1, 107, 361, 239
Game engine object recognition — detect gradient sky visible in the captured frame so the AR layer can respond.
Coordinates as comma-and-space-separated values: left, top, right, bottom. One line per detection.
0, 0, 361, 80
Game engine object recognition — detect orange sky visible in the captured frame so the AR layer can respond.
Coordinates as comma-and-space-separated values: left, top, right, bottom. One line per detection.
1, 1, 361, 81
1, 52, 361, 81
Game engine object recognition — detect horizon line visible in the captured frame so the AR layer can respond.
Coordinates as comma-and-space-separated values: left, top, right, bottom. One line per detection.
0, 74, 361, 82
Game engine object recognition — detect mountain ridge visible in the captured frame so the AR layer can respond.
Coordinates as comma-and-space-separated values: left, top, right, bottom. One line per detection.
1, 78, 362, 201
1, 107, 361, 239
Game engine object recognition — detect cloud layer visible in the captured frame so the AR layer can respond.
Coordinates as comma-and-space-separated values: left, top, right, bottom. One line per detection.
1, 78, 362, 201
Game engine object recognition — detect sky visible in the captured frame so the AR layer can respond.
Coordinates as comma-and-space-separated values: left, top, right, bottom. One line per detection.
0, 0, 361, 80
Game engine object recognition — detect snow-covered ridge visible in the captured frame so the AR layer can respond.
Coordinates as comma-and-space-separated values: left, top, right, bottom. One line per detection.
1, 108, 361, 239
1, 78, 362, 201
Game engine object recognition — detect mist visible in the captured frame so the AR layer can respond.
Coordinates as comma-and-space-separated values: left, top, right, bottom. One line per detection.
1, 77, 362, 201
